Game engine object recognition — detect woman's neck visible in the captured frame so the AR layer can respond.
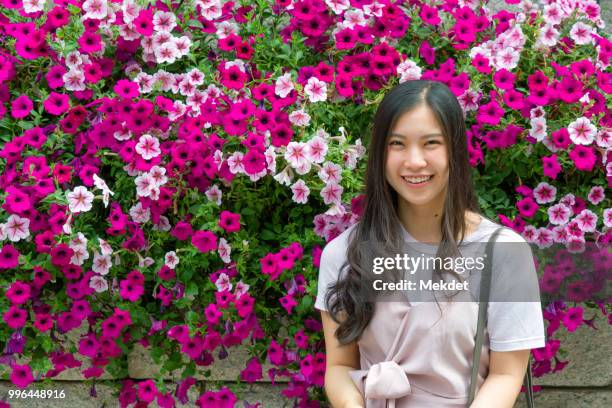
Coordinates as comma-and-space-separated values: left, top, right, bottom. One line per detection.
398, 202, 444, 243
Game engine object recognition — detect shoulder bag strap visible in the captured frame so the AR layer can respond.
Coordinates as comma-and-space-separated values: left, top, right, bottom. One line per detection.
467, 227, 535, 407
467, 227, 500, 405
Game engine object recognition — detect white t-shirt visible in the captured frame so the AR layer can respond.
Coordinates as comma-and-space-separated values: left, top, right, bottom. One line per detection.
315, 217, 546, 352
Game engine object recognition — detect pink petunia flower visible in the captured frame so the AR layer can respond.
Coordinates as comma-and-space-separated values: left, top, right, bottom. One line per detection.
5, 186, 31, 213
533, 182, 557, 204
587, 186, 605, 205
547, 204, 571, 225
119, 279, 144, 302
574, 209, 598, 233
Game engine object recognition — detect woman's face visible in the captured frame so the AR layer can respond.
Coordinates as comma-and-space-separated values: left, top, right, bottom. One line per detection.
384, 104, 449, 212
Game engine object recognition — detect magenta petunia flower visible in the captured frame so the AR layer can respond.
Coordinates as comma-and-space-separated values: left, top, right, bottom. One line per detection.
3, 306, 27, 329
137, 379, 158, 403
10, 364, 34, 389
5, 186, 31, 213
50, 243, 74, 267
204, 303, 222, 325
191, 230, 218, 253
240, 357, 263, 383
77, 31, 102, 53
242, 149, 266, 175
279, 294, 298, 314
562, 306, 583, 332
493, 69, 516, 90
119, 279, 144, 302
568, 145, 596, 171
218, 211, 241, 233
476, 99, 504, 126
542, 154, 562, 179
267, 339, 285, 365
43, 92, 70, 115
114, 79, 140, 99
34, 313, 53, 332
219, 65, 247, 90
11, 94, 33, 119
134, 9, 154, 37
0, 244, 20, 269
260, 253, 279, 279
6, 281, 31, 305
516, 197, 539, 218
419, 3, 441, 25
78, 334, 100, 358
235, 293, 255, 318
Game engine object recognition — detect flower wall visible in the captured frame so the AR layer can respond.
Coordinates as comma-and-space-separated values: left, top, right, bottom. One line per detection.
0, 0, 610, 406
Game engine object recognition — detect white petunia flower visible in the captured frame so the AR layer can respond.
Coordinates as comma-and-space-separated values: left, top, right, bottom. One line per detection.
82, 0, 108, 20
67, 186, 94, 213
218, 238, 231, 264
135, 134, 161, 160
568, 117, 597, 145
3, 214, 30, 242
289, 109, 311, 127
129, 202, 151, 224
290, 179, 310, 204
92, 251, 112, 275
275, 73, 294, 98
304, 77, 328, 103
205, 184, 223, 205
89, 275, 109, 293
164, 251, 180, 268
569, 22, 594, 45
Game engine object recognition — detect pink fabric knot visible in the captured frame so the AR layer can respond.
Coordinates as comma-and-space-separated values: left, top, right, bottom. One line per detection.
350, 360, 412, 404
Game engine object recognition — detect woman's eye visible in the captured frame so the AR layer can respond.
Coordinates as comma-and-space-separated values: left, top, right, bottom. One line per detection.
426, 140, 441, 145
389, 140, 403, 146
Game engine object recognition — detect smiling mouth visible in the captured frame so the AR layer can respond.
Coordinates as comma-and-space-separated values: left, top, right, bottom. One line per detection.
402, 175, 434, 184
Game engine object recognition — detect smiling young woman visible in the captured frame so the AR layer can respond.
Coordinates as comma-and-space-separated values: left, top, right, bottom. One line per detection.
316, 80, 544, 408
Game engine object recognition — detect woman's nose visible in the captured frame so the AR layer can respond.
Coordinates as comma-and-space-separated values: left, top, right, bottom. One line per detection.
402, 148, 427, 169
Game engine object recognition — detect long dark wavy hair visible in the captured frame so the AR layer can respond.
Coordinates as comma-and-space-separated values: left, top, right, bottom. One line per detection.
325, 80, 481, 345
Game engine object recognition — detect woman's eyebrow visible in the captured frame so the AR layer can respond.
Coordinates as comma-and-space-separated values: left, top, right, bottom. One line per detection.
390, 132, 444, 139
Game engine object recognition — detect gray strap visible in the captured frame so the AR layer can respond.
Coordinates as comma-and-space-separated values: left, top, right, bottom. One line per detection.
468, 227, 503, 405
467, 227, 535, 407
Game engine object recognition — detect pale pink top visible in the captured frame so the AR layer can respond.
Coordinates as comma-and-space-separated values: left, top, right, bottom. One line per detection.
315, 218, 545, 407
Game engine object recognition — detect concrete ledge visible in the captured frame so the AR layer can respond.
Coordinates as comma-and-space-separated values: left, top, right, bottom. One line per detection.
0, 381, 291, 408
535, 315, 612, 387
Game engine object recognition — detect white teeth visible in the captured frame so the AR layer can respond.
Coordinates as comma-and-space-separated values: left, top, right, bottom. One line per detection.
403, 176, 432, 184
